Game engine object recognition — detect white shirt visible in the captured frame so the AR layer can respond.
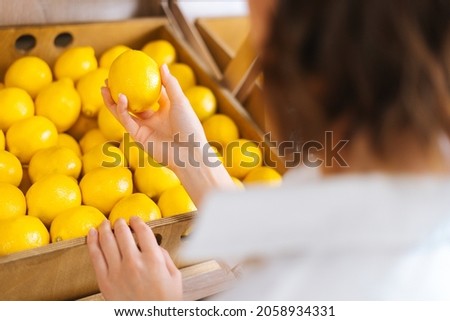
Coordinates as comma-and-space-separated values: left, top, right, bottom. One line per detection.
180, 169, 450, 300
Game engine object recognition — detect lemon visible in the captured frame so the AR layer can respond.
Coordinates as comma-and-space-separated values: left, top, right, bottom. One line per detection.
28, 146, 82, 183
223, 139, 263, 179
79, 128, 108, 154
231, 177, 245, 189
0, 183, 26, 221
67, 113, 99, 141
79, 167, 133, 214
0, 150, 23, 186
76, 68, 109, 117
243, 167, 282, 186
35, 78, 81, 133
142, 40, 177, 66
0, 87, 35, 132
99, 45, 130, 69
109, 193, 161, 226
157, 185, 196, 218
50, 205, 106, 242
0, 130, 4, 150
4, 56, 52, 98
108, 50, 161, 114
97, 106, 126, 142
134, 163, 180, 199
119, 135, 155, 171
185, 86, 217, 122
82, 142, 126, 174
58, 133, 82, 157
168, 63, 196, 91
0, 216, 49, 256
26, 174, 82, 226
6, 115, 58, 164
54, 46, 98, 82
203, 114, 239, 149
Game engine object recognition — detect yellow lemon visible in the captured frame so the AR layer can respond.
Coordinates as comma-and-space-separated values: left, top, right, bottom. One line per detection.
243, 167, 282, 186
76, 68, 109, 117
141, 40, 177, 66
0, 87, 35, 132
108, 50, 161, 114
28, 146, 82, 183
35, 78, 81, 132
4, 56, 52, 98
168, 63, 196, 91
79, 167, 133, 214
6, 115, 58, 164
119, 134, 155, 171
67, 113, 99, 141
50, 205, 106, 242
0, 183, 26, 221
58, 133, 82, 157
0, 216, 49, 256
157, 185, 196, 218
0, 150, 23, 186
99, 45, 130, 69
203, 114, 239, 149
0, 129, 4, 150
134, 163, 180, 199
223, 139, 263, 179
79, 128, 108, 154
82, 142, 126, 174
231, 177, 245, 189
185, 86, 217, 122
97, 106, 126, 142
109, 193, 161, 226
26, 174, 82, 226
54, 46, 98, 82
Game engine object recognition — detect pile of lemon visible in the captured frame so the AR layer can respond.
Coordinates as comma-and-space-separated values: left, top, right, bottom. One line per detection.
0, 39, 281, 257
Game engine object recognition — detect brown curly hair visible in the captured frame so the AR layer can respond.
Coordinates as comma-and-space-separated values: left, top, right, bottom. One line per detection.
263, 0, 450, 157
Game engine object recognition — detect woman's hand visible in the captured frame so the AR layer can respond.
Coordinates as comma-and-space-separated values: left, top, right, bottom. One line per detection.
87, 217, 183, 301
102, 64, 236, 207
101, 64, 207, 169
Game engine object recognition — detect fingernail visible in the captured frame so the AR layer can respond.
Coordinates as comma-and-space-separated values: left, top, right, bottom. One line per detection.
88, 228, 97, 238
129, 216, 140, 224
115, 218, 126, 227
161, 64, 169, 75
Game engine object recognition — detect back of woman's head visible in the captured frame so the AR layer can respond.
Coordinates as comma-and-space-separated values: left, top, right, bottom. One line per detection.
263, 0, 450, 155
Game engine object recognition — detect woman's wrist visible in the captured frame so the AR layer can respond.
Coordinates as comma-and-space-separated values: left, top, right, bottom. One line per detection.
171, 141, 236, 207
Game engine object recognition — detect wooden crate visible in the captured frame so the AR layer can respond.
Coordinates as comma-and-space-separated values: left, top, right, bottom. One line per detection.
0, 18, 282, 300
196, 17, 266, 133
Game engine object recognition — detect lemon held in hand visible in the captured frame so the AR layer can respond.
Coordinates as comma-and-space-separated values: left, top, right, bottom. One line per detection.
50, 205, 106, 242
0, 216, 49, 256
109, 193, 161, 226
108, 50, 161, 114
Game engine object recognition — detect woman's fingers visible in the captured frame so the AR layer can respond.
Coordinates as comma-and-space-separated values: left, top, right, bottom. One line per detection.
161, 247, 180, 277
87, 227, 108, 280
160, 64, 189, 108
113, 218, 140, 260
98, 220, 122, 268
129, 216, 161, 255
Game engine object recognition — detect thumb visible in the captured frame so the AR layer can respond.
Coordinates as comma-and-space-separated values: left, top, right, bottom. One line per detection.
160, 64, 189, 107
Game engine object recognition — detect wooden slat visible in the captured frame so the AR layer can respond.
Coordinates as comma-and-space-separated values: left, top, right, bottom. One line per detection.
79, 260, 236, 301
